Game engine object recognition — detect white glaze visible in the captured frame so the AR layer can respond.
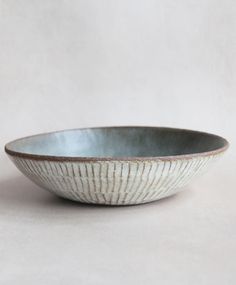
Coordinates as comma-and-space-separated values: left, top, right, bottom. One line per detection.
10, 154, 221, 205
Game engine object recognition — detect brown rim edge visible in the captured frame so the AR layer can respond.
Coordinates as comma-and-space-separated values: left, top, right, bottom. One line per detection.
4, 126, 230, 162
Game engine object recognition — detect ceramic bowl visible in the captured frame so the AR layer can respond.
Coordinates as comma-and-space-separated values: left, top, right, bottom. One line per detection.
5, 126, 229, 205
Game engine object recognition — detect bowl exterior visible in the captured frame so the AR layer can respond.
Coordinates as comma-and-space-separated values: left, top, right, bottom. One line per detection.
8, 153, 223, 205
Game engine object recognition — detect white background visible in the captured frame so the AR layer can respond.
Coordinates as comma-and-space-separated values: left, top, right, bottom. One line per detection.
0, 1, 235, 284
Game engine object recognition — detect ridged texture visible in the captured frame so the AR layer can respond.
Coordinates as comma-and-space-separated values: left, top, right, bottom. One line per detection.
10, 154, 221, 205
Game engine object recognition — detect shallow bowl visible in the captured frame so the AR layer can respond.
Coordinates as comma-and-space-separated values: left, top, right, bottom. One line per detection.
5, 126, 229, 205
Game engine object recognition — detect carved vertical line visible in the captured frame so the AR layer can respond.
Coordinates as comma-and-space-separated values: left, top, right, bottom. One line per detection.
125, 162, 139, 204
176, 157, 201, 188
80, 163, 92, 202
58, 162, 78, 200
73, 163, 90, 203
128, 162, 145, 204
48, 161, 72, 198
157, 160, 178, 198
91, 163, 100, 202
174, 158, 196, 189
110, 162, 117, 205
159, 159, 182, 198
134, 162, 151, 203
65, 162, 85, 202
136, 161, 154, 202
115, 162, 124, 204
33, 160, 57, 192
140, 162, 161, 202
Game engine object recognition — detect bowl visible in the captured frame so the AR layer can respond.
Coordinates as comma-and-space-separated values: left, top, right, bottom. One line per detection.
5, 126, 229, 205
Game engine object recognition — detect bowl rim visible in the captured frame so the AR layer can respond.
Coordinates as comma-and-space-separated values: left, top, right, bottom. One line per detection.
4, 126, 229, 162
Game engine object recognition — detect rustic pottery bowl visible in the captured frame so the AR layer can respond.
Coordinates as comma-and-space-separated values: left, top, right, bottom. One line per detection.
5, 127, 228, 205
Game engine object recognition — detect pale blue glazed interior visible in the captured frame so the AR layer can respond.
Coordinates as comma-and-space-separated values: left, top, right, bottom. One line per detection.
6, 127, 228, 158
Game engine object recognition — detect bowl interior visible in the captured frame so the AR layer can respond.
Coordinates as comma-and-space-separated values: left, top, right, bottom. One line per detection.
5, 127, 228, 158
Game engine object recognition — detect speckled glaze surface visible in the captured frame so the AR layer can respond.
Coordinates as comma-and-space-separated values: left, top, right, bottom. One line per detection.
5, 127, 229, 205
